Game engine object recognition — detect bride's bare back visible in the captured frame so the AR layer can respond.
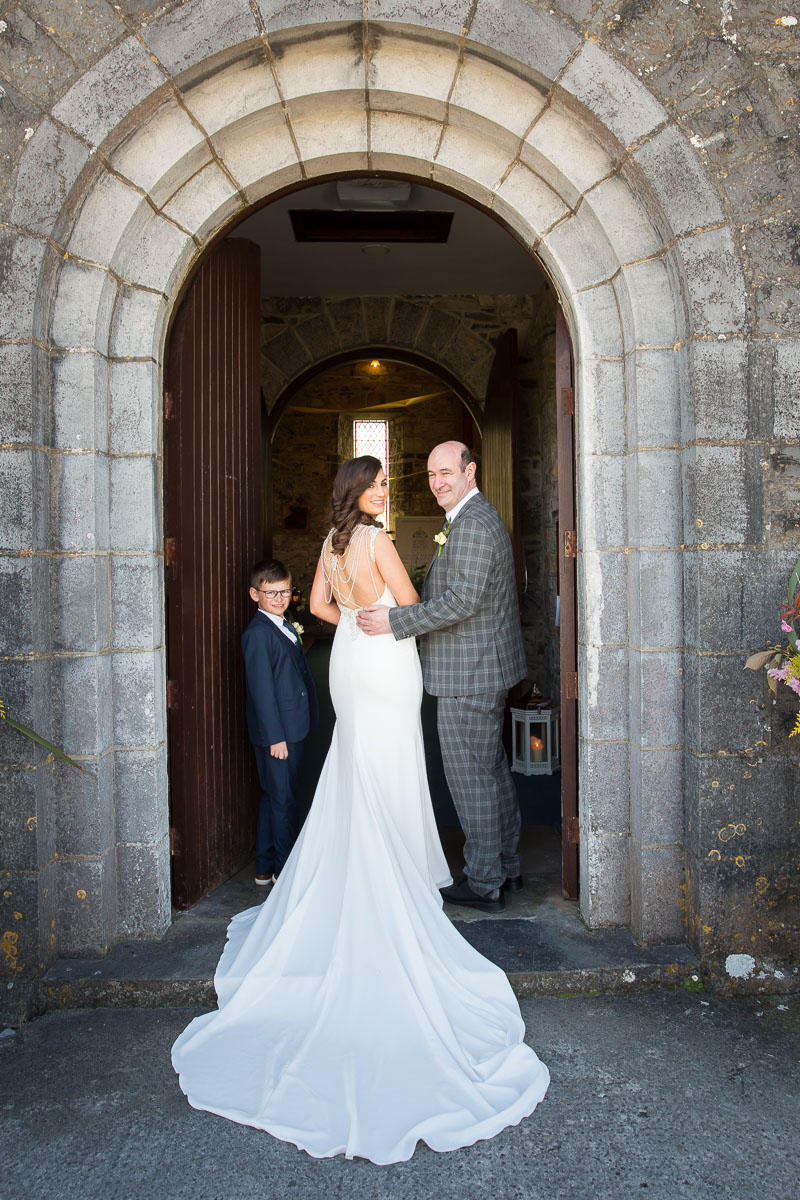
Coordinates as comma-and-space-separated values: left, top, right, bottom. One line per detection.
321, 524, 386, 610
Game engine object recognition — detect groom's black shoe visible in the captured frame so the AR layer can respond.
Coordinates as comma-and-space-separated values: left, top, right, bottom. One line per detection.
440, 876, 505, 912
503, 875, 524, 892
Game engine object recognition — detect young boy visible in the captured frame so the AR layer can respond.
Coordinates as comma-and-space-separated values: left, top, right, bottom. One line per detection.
242, 559, 318, 886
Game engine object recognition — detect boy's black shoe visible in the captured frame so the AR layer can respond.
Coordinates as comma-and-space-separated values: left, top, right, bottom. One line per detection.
440, 876, 505, 912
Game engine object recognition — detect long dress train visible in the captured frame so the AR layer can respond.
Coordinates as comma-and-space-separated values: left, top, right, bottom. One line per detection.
171, 589, 550, 1163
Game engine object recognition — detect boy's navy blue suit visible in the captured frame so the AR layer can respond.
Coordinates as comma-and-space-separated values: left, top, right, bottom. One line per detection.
241, 612, 318, 876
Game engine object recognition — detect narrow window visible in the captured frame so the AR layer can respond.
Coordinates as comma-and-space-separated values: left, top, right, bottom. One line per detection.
353, 420, 390, 532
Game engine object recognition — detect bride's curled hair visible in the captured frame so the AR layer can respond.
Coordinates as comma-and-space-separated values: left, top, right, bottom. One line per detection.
330, 455, 383, 555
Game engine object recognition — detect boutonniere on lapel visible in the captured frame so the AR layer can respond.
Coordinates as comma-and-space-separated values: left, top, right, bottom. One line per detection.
433, 520, 452, 557
292, 622, 304, 645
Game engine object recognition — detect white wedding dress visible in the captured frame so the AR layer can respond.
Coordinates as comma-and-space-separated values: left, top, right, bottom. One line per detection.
172, 538, 550, 1163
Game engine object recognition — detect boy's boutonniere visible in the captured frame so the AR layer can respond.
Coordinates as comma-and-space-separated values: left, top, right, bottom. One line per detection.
434, 521, 451, 557
292, 621, 304, 645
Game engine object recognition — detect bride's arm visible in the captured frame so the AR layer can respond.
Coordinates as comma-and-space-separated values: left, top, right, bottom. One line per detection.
309, 558, 341, 625
374, 531, 419, 606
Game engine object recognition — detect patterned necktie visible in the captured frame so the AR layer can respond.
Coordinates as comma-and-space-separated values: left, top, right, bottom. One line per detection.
282, 618, 298, 643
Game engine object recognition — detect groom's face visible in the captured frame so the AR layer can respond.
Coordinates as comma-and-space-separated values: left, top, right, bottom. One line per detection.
427, 445, 475, 511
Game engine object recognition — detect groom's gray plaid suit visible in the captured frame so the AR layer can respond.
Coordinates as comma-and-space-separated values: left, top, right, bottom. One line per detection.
389, 491, 527, 894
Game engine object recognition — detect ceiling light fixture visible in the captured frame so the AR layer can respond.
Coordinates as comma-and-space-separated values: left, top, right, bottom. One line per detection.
361, 244, 390, 256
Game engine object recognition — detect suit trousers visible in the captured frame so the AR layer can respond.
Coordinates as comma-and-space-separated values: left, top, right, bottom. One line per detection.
437, 692, 521, 894
253, 741, 305, 874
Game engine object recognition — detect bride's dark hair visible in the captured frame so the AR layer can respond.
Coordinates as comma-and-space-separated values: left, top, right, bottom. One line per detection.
330, 456, 384, 555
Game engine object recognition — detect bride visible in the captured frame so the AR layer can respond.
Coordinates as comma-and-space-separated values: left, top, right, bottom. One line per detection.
171, 456, 550, 1163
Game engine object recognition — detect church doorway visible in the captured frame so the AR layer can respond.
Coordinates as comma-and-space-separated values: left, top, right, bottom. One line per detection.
164, 175, 578, 909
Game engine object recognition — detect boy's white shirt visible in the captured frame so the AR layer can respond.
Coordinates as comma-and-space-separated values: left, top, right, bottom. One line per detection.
258, 608, 298, 643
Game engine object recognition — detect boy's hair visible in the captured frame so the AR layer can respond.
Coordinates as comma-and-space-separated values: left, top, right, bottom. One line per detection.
251, 559, 291, 589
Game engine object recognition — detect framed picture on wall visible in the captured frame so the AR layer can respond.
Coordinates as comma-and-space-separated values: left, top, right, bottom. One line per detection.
394, 516, 444, 568
282, 501, 309, 532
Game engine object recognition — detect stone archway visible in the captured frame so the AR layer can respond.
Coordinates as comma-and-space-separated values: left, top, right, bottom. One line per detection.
3, 6, 749, 979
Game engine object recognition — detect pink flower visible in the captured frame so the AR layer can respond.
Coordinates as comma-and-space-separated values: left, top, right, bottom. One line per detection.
781, 620, 793, 633
768, 666, 788, 680
787, 676, 800, 697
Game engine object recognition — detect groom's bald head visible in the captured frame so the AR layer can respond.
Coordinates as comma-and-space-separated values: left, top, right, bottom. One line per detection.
428, 441, 477, 510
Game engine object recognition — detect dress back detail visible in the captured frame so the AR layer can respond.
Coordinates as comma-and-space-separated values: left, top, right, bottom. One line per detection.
321, 523, 385, 611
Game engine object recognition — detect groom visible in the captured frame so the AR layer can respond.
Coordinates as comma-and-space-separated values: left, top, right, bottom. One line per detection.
357, 441, 527, 912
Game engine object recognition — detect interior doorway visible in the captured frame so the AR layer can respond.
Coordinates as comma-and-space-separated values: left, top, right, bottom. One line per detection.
164, 174, 578, 908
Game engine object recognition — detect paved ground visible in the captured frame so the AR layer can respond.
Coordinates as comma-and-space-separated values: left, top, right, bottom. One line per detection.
2, 991, 797, 1200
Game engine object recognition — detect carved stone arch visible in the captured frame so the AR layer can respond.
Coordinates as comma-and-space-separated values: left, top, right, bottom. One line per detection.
2, 7, 754, 983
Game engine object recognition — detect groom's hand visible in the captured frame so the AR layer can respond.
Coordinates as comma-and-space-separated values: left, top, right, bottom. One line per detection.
356, 605, 391, 636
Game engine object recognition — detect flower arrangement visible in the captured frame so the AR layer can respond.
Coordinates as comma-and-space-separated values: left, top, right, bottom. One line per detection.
433, 520, 451, 557
745, 555, 800, 738
292, 621, 304, 645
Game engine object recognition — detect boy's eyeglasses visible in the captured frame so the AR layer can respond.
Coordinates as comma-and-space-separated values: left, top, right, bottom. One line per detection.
259, 588, 292, 598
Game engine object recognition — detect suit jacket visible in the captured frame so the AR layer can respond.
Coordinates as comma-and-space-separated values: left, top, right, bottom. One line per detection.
241, 613, 319, 747
389, 491, 527, 696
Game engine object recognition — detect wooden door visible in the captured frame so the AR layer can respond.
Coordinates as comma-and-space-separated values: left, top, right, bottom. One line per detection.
165, 239, 264, 909
482, 329, 522, 582
556, 305, 579, 900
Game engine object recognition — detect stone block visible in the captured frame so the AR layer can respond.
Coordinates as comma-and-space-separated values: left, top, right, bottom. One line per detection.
585, 174, 664, 267
630, 746, 684, 846
109, 286, 169, 362
57, 854, 117, 957
9, 118, 90, 238
0, 343, 36, 445
421, 308, 459, 357
144, 0, 260, 79
0, 769, 39, 872
115, 837, 171, 940
0, 870, 46, 981
111, 210, 192, 294
627, 347, 684, 449
632, 650, 684, 748
109, 457, 159, 552
274, 28, 364, 100
368, 26, 460, 103
244, 161, 306, 207
212, 107, 300, 192
773, 339, 800, 441
0, 556, 46, 658
326, 298, 366, 348
579, 357, 625, 456
109, 360, 159, 456
573, 282, 623, 360
579, 645, 629, 742
688, 444, 751, 546
292, 315, 340, 362
0, 447, 45, 551
112, 101, 210, 211
50, 451, 109, 552
581, 453, 626, 549
578, 550, 628, 647
161, 163, 240, 241
53, 36, 166, 148
453, 50, 546, 138
263, 327, 314, 379
114, 747, 169, 845
51, 352, 108, 453
0, 6, 77, 108
468, 0, 579, 88
630, 845, 685, 943
580, 738, 630, 836
54, 752, 115, 858
541, 206, 618, 293
522, 102, 616, 207
632, 549, 684, 650
632, 125, 725, 238
0, 659, 51, 767
365, 297, 392, 343
0, 231, 46, 341
687, 548, 791, 654
111, 555, 163, 651
368, 110, 442, 166
367, 0, 469, 35
429, 162, 493, 211
50, 260, 110, 350
688, 338, 749, 443
678, 228, 748, 336
693, 653, 765, 756
50, 653, 113, 759
23, 1, 123, 70
494, 162, 569, 240
112, 650, 165, 747
179, 47, 280, 137
615, 258, 681, 349
560, 41, 666, 147
579, 828, 631, 929
630, 448, 682, 548
50, 553, 109, 654
290, 96, 369, 169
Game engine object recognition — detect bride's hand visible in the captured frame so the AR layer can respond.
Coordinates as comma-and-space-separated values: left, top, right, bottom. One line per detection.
356, 605, 392, 636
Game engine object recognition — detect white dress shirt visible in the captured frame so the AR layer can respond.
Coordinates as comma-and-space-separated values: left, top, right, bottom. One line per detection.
446, 486, 481, 524
259, 609, 298, 643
